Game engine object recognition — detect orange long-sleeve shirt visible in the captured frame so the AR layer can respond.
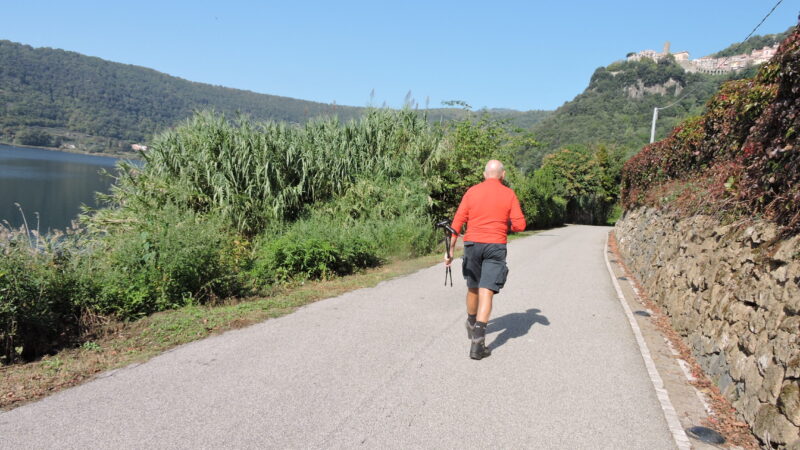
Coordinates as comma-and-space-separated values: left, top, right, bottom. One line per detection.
450, 178, 526, 244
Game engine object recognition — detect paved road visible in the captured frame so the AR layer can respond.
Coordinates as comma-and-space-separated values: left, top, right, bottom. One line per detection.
0, 225, 676, 449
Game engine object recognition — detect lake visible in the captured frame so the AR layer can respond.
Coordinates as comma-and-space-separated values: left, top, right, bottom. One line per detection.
0, 144, 122, 232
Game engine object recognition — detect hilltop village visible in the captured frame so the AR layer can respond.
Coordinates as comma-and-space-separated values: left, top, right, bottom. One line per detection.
627, 41, 779, 75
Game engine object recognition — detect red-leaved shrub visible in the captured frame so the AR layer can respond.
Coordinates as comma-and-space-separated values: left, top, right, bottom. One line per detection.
621, 24, 800, 233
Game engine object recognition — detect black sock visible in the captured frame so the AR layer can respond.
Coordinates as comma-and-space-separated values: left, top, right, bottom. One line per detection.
474, 321, 487, 338
467, 314, 477, 326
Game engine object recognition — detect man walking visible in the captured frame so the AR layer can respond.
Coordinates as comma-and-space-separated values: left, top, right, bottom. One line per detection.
445, 160, 526, 360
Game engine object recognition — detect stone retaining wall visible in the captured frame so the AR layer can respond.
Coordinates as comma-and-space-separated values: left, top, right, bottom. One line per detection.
615, 208, 800, 448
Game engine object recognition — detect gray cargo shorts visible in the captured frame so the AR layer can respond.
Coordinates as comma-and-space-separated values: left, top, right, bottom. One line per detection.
461, 241, 509, 293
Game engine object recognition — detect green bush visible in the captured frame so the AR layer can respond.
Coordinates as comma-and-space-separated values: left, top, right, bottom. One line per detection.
249, 232, 379, 286
0, 207, 251, 362
15, 129, 53, 147
0, 229, 83, 363
248, 176, 438, 287
310, 176, 439, 257
514, 165, 567, 229
81, 208, 247, 319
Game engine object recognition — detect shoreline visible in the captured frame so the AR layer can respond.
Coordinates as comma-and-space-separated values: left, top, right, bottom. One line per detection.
0, 141, 142, 160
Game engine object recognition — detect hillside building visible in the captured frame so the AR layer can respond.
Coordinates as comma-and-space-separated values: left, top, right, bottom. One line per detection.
626, 42, 779, 74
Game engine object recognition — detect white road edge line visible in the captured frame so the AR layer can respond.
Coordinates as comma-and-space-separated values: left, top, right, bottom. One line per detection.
603, 232, 692, 450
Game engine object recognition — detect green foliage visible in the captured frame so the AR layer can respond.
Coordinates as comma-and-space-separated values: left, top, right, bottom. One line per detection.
0, 227, 83, 363
474, 108, 552, 129
712, 27, 793, 58
428, 114, 512, 219
249, 234, 376, 285
99, 109, 442, 236
538, 145, 625, 225
0, 107, 554, 365
309, 176, 439, 257
81, 207, 246, 319
14, 128, 53, 147
528, 56, 755, 167
249, 174, 439, 287
0, 40, 363, 146
513, 165, 567, 229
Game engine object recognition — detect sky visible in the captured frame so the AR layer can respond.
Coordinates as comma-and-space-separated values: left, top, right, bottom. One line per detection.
2, 1, 797, 111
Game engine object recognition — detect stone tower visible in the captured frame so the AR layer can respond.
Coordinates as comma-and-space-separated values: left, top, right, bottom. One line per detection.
662, 41, 671, 56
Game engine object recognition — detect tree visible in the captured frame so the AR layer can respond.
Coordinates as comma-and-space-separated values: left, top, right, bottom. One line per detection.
537, 145, 624, 225
429, 114, 511, 219
15, 129, 52, 147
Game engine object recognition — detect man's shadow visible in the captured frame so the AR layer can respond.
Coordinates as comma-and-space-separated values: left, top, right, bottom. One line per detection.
487, 308, 550, 350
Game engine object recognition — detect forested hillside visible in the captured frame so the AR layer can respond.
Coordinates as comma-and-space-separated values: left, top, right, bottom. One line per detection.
522, 28, 796, 172
0, 40, 548, 154
712, 26, 792, 57
0, 40, 364, 152
524, 58, 753, 170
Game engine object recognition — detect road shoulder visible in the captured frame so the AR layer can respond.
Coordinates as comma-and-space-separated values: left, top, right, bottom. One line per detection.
605, 231, 738, 450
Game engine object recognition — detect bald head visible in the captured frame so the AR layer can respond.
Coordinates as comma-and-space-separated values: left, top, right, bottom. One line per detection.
484, 160, 505, 180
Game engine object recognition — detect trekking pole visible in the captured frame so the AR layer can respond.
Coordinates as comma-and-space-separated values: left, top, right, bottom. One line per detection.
435, 220, 457, 287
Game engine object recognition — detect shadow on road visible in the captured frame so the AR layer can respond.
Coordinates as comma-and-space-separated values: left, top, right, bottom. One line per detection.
487, 308, 550, 350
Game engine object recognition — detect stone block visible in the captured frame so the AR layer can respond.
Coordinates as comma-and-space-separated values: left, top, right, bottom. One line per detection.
689, 333, 705, 355
713, 224, 732, 239
754, 289, 773, 308
788, 356, 800, 379
717, 372, 736, 397
773, 235, 800, 263
765, 307, 785, 339
736, 392, 761, 423
729, 302, 753, 324
753, 404, 800, 445
785, 283, 800, 315
780, 382, 800, 427
744, 356, 764, 393
788, 261, 800, 281
741, 261, 756, 276
772, 331, 799, 367
618, 210, 800, 446
717, 325, 737, 353
743, 330, 769, 356
776, 265, 790, 284
730, 349, 746, 381
758, 364, 786, 403
779, 317, 800, 333
748, 313, 767, 335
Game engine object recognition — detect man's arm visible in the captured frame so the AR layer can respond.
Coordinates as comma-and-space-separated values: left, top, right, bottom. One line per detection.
445, 233, 458, 267
450, 192, 469, 237
509, 193, 526, 232
446, 191, 470, 266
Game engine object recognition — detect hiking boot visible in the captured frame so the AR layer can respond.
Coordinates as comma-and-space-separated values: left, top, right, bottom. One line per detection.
470, 338, 491, 360
465, 319, 476, 340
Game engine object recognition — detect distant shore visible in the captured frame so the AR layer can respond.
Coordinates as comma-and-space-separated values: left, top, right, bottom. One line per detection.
0, 141, 141, 160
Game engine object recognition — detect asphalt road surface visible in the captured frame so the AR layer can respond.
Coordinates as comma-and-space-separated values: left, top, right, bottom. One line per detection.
0, 225, 677, 449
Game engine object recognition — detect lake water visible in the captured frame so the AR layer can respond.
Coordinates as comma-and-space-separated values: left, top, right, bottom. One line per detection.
0, 144, 121, 232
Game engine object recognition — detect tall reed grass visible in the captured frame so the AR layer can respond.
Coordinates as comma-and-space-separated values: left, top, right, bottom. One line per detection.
99, 109, 445, 236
